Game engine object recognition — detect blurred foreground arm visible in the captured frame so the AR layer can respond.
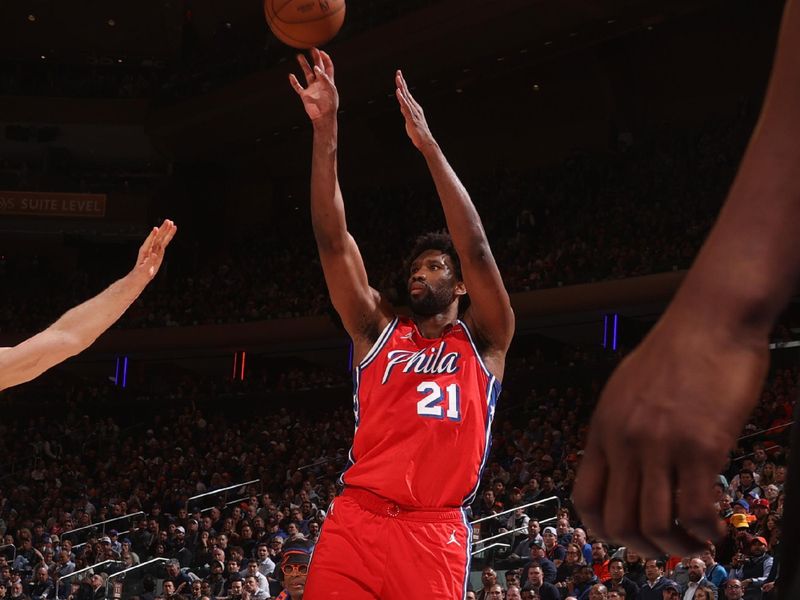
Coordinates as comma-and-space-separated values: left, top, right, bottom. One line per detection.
0, 219, 176, 391
575, 0, 800, 556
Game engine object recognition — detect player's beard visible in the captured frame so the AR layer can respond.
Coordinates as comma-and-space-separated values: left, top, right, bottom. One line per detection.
409, 284, 456, 316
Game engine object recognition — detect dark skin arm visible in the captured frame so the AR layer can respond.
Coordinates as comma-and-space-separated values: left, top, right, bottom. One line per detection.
395, 71, 515, 380
574, 0, 800, 557
289, 49, 393, 362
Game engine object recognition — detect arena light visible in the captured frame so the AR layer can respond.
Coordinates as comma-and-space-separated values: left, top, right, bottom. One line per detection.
232, 351, 246, 380
602, 313, 620, 350
113, 356, 129, 387
612, 314, 619, 351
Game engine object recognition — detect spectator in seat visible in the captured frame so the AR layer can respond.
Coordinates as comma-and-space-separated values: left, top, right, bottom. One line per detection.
603, 558, 639, 600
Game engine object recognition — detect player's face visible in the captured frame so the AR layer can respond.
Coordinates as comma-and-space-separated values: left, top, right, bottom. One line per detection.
407, 250, 464, 316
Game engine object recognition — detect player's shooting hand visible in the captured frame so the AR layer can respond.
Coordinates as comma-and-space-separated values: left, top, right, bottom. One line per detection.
289, 48, 338, 123
130, 219, 177, 287
573, 312, 768, 557
395, 70, 436, 150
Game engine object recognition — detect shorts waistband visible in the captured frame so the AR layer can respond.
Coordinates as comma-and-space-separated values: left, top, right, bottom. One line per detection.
342, 487, 464, 522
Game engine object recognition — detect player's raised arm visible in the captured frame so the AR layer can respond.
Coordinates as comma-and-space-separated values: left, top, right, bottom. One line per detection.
290, 49, 392, 349
394, 70, 514, 374
0, 219, 176, 392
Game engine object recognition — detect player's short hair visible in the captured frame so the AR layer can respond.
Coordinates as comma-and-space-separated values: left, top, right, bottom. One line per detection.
405, 231, 462, 280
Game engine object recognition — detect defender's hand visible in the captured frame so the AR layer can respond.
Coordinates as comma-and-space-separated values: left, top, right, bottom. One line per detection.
574, 313, 768, 557
289, 48, 338, 123
130, 219, 177, 286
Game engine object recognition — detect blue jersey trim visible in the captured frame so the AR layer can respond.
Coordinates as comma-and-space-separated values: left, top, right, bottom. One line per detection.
460, 508, 474, 600
462, 376, 500, 506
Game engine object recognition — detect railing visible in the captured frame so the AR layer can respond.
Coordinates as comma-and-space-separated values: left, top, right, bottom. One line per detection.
61, 512, 144, 545
105, 557, 169, 600
55, 560, 123, 600
470, 495, 561, 527
73, 528, 133, 554
469, 495, 561, 560
737, 422, 795, 443
186, 479, 260, 513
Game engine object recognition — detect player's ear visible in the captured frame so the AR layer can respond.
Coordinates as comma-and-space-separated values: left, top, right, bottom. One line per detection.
455, 281, 467, 297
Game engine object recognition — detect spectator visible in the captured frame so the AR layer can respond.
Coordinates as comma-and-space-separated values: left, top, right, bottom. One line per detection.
603, 558, 639, 600
525, 565, 559, 600
27, 568, 54, 600
521, 542, 557, 585
542, 527, 566, 567
723, 580, 744, 600
476, 568, 498, 600
161, 581, 185, 600
700, 544, 729, 589
510, 521, 543, 562
681, 558, 718, 600
640, 559, 676, 600
275, 547, 310, 600
728, 538, 773, 600
557, 543, 587, 584
591, 542, 611, 583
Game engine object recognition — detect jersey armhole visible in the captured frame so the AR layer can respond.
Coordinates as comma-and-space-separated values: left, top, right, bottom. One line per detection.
356, 317, 399, 370
457, 318, 497, 381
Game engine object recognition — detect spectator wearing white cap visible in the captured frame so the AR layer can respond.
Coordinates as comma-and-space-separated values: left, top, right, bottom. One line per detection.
542, 527, 566, 568
172, 528, 192, 569
107, 531, 121, 556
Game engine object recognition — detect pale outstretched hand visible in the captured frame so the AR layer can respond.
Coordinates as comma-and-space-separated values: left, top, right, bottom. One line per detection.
395, 70, 435, 150
289, 48, 338, 123
132, 219, 177, 284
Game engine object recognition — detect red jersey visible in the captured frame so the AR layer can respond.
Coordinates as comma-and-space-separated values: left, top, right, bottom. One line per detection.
341, 316, 500, 508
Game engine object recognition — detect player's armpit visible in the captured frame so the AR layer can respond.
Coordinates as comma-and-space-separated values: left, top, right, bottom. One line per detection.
316, 234, 393, 351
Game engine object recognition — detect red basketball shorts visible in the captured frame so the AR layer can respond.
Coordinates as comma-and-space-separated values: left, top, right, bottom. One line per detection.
303, 487, 472, 599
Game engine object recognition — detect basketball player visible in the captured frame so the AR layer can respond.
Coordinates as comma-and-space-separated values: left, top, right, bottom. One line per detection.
574, 2, 800, 598
0, 219, 176, 391
289, 49, 514, 598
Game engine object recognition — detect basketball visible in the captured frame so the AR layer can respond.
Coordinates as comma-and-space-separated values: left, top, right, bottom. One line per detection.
265, 0, 346, 49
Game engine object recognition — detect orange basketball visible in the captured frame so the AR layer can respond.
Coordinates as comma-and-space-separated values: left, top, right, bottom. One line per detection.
265, 0, 346, 49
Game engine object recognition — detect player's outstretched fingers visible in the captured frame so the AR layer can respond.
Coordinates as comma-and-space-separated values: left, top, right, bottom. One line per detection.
319, 50, 334, 80
573, 436, 610, 539
676, 461, 726, 548
310, 47, 324, 72
288, 73, 304, 95
296, 53, 314, 84
603, 454, 663, 558
137, 227, 158, 264
640, 456, 704, 556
